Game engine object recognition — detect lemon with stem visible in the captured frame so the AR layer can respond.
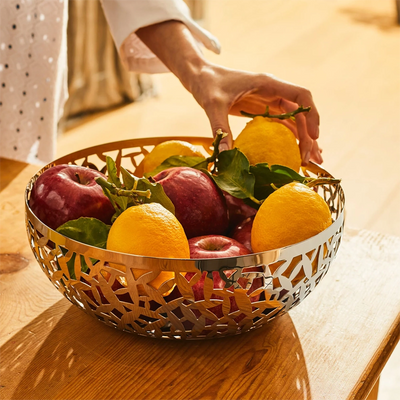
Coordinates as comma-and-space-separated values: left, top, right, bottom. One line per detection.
235, 106, 310, 172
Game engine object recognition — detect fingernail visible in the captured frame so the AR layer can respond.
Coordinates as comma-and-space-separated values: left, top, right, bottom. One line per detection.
219, 143, 229, 152
302, 151, 310, 166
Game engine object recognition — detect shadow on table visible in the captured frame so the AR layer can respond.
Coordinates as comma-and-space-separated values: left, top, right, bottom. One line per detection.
1, 299, 311, 400
0, 158, 30, 193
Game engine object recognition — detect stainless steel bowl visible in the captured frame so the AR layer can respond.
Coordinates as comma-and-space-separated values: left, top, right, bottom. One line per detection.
25, 137, 345, 339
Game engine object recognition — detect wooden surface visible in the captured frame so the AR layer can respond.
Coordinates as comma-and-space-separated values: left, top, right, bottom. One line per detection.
1, 160, 400, 400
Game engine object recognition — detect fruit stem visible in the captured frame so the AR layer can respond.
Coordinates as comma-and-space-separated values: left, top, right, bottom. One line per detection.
192, 129, 227, 172
75, 173, 81, 184
240, 105, 311, 120
248, 195, 263, 205
208, 129, 227, 163
210, 129, 227, 173
95, 177, 151, 199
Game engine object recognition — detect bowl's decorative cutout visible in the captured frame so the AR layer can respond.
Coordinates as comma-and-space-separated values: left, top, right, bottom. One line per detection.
25, 137, 345, 339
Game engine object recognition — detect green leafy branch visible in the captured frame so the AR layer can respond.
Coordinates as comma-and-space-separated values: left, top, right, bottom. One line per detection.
144, 130, 340, 209
97, 156, 175, 222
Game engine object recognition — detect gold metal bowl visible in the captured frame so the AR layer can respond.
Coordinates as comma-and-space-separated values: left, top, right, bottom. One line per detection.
25, 137, 345, 340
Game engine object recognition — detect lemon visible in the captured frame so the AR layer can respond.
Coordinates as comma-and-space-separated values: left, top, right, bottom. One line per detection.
107, 203, 190, 291
142, 140, 203, 174
251, 182, 332, 252
234, 116, 301, 171
107, 203, 189, 259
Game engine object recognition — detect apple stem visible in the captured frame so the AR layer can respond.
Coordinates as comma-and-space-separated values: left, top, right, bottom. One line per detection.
75, 173, 81, 184
240, 105, 311, 121
95, 177, 151, 200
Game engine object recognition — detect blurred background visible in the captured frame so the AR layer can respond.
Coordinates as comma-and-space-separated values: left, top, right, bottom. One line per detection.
57, 1, 399, 398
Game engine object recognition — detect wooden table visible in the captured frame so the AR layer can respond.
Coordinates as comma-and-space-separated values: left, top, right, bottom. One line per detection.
1, 158, 399, 400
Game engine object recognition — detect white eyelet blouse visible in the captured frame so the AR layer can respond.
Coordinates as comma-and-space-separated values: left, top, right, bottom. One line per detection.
0, 0, 220, 165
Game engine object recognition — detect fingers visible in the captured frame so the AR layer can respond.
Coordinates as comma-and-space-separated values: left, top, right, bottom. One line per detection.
204, 104, 233, 151
295, 91, 320, 140
277, 83, 320, 140
276, 98, 312, 165
257, 75, 320, 140
310, 140, 323, 164
295, 112, 313, 165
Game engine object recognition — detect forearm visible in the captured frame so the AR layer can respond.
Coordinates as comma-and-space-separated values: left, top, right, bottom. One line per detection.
137, 20, 320, 162
136, 21, 208, 91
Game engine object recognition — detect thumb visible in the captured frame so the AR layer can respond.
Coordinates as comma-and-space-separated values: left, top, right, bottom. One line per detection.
206, 108, 233, 152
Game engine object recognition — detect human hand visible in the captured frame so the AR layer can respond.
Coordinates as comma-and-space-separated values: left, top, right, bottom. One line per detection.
136, 21, 321, 165
188, 64, 322, 165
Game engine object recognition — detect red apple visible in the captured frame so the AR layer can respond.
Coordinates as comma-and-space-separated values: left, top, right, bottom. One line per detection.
188, 235, 251, 259
29, 164, 115, 230
224, 192, 257, 231
231, 216, 254, 253
153, 167, 229, 239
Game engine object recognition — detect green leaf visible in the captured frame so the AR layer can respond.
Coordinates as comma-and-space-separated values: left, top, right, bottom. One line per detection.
135, 178, 175, 215
144, 155, 207, 178
106, 156, 122, 188
58, 252, 94, 281
97, 165, 175, 218
115, 167, 175, 215
120, 166, 136, 190
212, 148, 255, 200
269, 165, 306, 183
57, 217, 111, 249
250, 163, 306, 200
57, 218, 110, 279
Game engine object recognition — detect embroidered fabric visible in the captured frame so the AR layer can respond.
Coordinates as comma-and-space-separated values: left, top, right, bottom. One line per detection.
0, 0, 220, 164
0, 0, 68, 165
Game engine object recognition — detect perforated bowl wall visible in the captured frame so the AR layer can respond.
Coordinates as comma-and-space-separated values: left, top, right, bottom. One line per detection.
25, 137, 345, 339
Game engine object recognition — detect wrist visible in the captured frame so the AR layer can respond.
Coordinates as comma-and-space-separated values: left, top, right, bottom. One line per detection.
136, 21, 208, 87
176, 56, 211, 92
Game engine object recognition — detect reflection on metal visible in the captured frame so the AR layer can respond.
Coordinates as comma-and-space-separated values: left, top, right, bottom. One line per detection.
25, 137, 345, 339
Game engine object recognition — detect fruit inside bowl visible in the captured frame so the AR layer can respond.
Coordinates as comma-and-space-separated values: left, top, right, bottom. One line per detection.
25, 106, 345, 339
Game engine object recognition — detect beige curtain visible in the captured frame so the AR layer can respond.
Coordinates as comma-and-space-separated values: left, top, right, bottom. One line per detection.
62, 0, 153, 122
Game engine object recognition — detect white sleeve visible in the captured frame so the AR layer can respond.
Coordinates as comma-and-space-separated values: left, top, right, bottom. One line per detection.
100, 0, 221, 74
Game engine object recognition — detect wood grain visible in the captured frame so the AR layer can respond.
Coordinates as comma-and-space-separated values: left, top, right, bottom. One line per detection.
0, 162, 63, 347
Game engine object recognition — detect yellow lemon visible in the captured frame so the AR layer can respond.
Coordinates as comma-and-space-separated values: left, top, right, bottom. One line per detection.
107, 203, 190, 291
142, 140, 203, 174
234, 116, 301, 171
251, 182, 332, 252
107, 203, 189, 258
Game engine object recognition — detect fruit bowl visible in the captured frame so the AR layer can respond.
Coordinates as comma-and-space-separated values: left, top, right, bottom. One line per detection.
25, 137, 345, 340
